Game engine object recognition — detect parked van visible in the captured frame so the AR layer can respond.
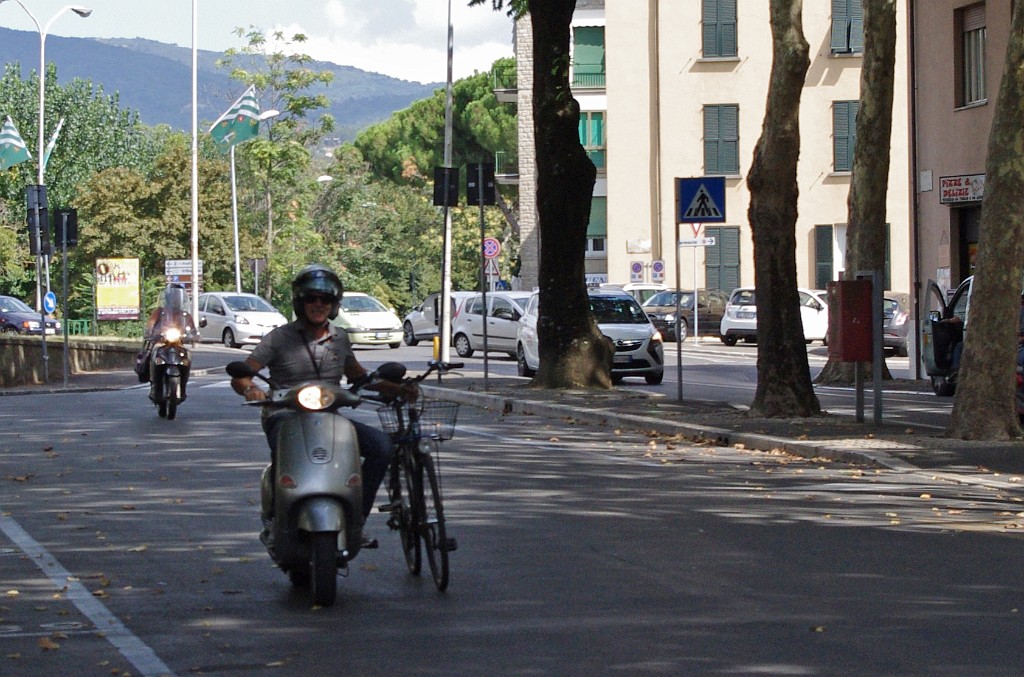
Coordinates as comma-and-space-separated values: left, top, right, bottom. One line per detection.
451, 291, 533, 358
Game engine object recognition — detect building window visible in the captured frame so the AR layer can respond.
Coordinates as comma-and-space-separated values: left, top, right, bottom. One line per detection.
586, 196, 607, 259
833, 100, 859, 172
586, 238, 606, 258
703, 105, 739, 175
572, 26, 605, 88
579, 112, 606, 170
814, 223, 891, 289
958, 4, 987, 106
830, 0, 864, 55
702, 0, 737, 58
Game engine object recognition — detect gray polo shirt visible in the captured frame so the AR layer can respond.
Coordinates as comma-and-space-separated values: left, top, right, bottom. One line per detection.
250, 320, 354, 389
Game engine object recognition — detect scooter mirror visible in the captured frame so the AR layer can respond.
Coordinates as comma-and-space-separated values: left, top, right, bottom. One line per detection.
226, 361, 256, 379
377, 362, 407, 383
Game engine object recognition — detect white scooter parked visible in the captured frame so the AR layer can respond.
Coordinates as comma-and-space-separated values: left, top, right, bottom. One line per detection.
226, 360, 407, 607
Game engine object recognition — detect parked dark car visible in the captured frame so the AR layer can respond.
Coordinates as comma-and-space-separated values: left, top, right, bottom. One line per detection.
641, 289, 729, 341
0, 295, 61, 335
883, 292, 911, 357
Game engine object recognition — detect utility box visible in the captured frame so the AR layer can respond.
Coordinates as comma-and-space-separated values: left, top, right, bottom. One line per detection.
827, 279, 873, 362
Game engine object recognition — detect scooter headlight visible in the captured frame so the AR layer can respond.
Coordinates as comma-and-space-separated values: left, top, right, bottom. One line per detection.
297, 385, 335, 410
163, 327, 182, 342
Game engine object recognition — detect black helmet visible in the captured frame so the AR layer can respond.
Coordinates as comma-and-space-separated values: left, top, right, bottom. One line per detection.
291, 264, 344, 320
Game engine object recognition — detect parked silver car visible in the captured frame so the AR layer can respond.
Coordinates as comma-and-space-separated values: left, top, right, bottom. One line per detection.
197, 292, 288, 348
451, 291, 532, 358
516, 289, 664, 384
402, 291, 475, 346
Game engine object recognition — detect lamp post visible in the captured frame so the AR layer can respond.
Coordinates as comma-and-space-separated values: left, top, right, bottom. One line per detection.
0, 1, 92, 310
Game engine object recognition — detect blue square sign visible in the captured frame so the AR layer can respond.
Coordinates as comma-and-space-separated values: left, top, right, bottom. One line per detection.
676, 177, 726, 224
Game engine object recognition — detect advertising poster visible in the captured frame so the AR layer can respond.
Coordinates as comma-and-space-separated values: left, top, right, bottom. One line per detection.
95, 258, 140, 320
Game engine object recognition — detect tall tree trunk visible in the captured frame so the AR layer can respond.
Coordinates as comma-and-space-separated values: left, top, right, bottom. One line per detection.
530, 0, 612, 388
746, 0, 819, 418
947, 4, 1024, 440
816, 0, 896, 386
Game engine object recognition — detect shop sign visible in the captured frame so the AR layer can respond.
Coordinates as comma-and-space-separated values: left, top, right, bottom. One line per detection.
939, 174, 985, 204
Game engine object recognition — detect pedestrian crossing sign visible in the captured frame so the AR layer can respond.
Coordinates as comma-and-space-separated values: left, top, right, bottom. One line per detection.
676, 177, 726, 224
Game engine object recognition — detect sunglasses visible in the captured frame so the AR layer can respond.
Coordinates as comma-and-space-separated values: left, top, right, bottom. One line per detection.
304, 293, 334, 305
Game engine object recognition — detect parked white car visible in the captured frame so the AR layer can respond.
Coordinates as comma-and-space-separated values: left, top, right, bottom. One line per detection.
598, 282, 666, 305
451, 291, 532, 358
331, 292, 403, 348
516, 289, 665, 384
719, 286, 830, 345
402, 291, 475, 346
197, 292, 288, 348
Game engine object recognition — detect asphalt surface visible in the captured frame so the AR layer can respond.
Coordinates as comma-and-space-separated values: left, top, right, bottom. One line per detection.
5, 363, 1024, 492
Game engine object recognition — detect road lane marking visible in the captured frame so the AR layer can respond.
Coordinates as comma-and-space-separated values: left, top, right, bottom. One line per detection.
0, 512, 177, 677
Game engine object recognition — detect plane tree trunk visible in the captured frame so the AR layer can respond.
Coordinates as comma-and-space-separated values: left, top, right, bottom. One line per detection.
746, 0, 820, 418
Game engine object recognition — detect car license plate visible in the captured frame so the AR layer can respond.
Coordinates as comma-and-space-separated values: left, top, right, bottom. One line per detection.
738, 311, 755, 319
613, 354, 630, 364
374, 332, 390, 339
45, 328, 56, 335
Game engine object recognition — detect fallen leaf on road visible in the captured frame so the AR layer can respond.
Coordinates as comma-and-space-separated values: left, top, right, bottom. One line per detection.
127, 545, 148, 553
37, 636, 59, 650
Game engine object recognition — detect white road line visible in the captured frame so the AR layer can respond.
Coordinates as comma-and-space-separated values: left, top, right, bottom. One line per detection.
0, 513, 177, 677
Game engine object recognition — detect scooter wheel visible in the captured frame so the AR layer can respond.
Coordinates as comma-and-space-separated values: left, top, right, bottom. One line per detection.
157, 401, 167, 418
310, 531, 338, 607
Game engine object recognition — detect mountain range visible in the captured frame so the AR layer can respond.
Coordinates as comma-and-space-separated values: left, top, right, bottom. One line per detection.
0, 26, 443, 142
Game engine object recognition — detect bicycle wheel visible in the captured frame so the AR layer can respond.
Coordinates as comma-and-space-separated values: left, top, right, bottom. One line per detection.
395, 450, 421, 575
418, 443, 450, 591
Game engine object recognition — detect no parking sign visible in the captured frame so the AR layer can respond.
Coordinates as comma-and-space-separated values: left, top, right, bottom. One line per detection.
651, 260, 665, 282
630, 261, 643, 282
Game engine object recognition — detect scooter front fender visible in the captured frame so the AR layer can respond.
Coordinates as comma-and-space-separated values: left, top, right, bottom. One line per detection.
297, 497, 345, 533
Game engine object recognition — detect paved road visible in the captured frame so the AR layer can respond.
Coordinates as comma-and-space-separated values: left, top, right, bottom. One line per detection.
2, 364, 1023, 676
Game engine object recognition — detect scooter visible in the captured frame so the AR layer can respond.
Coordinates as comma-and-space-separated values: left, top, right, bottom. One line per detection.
148, 326, 192, 420
225, 360, 407, 608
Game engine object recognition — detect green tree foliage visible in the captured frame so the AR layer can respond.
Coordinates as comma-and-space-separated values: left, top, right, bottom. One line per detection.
217, 27, 337, 303
0, 62, 154, 300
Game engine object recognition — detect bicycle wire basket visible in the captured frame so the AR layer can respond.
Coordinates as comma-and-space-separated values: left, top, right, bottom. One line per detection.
377, 398, 460, 441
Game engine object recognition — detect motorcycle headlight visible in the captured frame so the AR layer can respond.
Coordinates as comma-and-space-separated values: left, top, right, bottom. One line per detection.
297, 385, 335, 410
163, 327, 182, 342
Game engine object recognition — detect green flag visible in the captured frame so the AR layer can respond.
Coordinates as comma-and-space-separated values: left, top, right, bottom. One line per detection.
0, 116, 32, 171
209, 86, 261, 148
43, 117, 64, 174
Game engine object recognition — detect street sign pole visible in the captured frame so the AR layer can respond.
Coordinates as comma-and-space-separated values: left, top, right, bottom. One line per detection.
674, 221, 682, 402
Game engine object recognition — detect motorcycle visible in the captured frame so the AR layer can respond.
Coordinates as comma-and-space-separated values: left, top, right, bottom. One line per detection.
225, 359, 407, 608
148, 325, 194, 420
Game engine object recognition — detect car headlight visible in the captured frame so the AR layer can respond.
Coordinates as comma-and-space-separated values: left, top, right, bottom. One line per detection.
22, 320, 40, 330
163, 327, 182, 342
297, 385, 335, 410
651, 330, 663, 344
234, 315, 250, 325
664, 313, 675, 322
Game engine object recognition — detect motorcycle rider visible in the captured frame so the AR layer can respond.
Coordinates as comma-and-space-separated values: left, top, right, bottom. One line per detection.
229, 264, 414, 537
138, 284, 198, 387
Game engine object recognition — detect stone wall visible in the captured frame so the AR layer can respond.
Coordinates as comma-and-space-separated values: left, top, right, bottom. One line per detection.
0, 336, 138, 387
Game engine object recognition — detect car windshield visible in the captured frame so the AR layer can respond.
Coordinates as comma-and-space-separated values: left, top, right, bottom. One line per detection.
730, 290, 756, 306
224, 295, 278, 313
342, 295, 389, 313
0, 296, 33, 313
645, 291, 694, 308
590, 296, 650, 324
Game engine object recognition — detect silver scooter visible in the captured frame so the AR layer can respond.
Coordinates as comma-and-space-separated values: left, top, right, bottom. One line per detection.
226, 360, 407, 607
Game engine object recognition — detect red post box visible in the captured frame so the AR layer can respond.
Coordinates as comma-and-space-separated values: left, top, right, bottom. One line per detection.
827, 279, 873, 362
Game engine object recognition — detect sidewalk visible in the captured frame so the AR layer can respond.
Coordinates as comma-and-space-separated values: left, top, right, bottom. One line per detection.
5, 366, 1024, 490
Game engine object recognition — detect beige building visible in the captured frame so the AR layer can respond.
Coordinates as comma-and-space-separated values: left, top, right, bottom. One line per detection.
910, 1, 1005, 297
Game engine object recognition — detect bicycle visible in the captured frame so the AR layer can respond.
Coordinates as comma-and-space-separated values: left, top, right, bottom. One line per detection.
376, 360, 463, 591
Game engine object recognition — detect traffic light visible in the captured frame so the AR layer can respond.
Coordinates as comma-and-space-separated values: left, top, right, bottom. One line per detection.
26, 206, 50, 256
54, 208, 78, 247
466, 163, 496, 205
433, 166, 459, 207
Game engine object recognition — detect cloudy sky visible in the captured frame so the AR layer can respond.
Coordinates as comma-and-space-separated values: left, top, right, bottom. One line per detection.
0, 0, 515, 83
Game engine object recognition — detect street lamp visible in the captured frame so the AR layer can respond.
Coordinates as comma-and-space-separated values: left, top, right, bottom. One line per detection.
1, 1, 91, 310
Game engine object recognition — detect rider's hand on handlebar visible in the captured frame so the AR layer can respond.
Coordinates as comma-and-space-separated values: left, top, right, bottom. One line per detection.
243, 384, 267, 402
399, 382, 419, 403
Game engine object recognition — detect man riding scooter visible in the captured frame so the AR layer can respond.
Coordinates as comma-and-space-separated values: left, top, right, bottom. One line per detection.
229, 265, 416, 544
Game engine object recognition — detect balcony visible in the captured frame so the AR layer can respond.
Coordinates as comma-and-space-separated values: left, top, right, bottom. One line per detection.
492, 63, 517, 103
571, 64, 606, 90
495, 150, 519, 185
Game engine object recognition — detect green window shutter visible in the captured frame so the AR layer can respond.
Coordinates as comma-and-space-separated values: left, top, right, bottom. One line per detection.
590, 112, 604, 146
705, 226, 741, 291
703, 0, 737, 58
833, 101, 858, 172
587, 197, 607, 238
815, 225, 834, 289
704, 105, 739, 175
849, 0, 865, 53
574, 26, 605, 74
831, 0, 851, 53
